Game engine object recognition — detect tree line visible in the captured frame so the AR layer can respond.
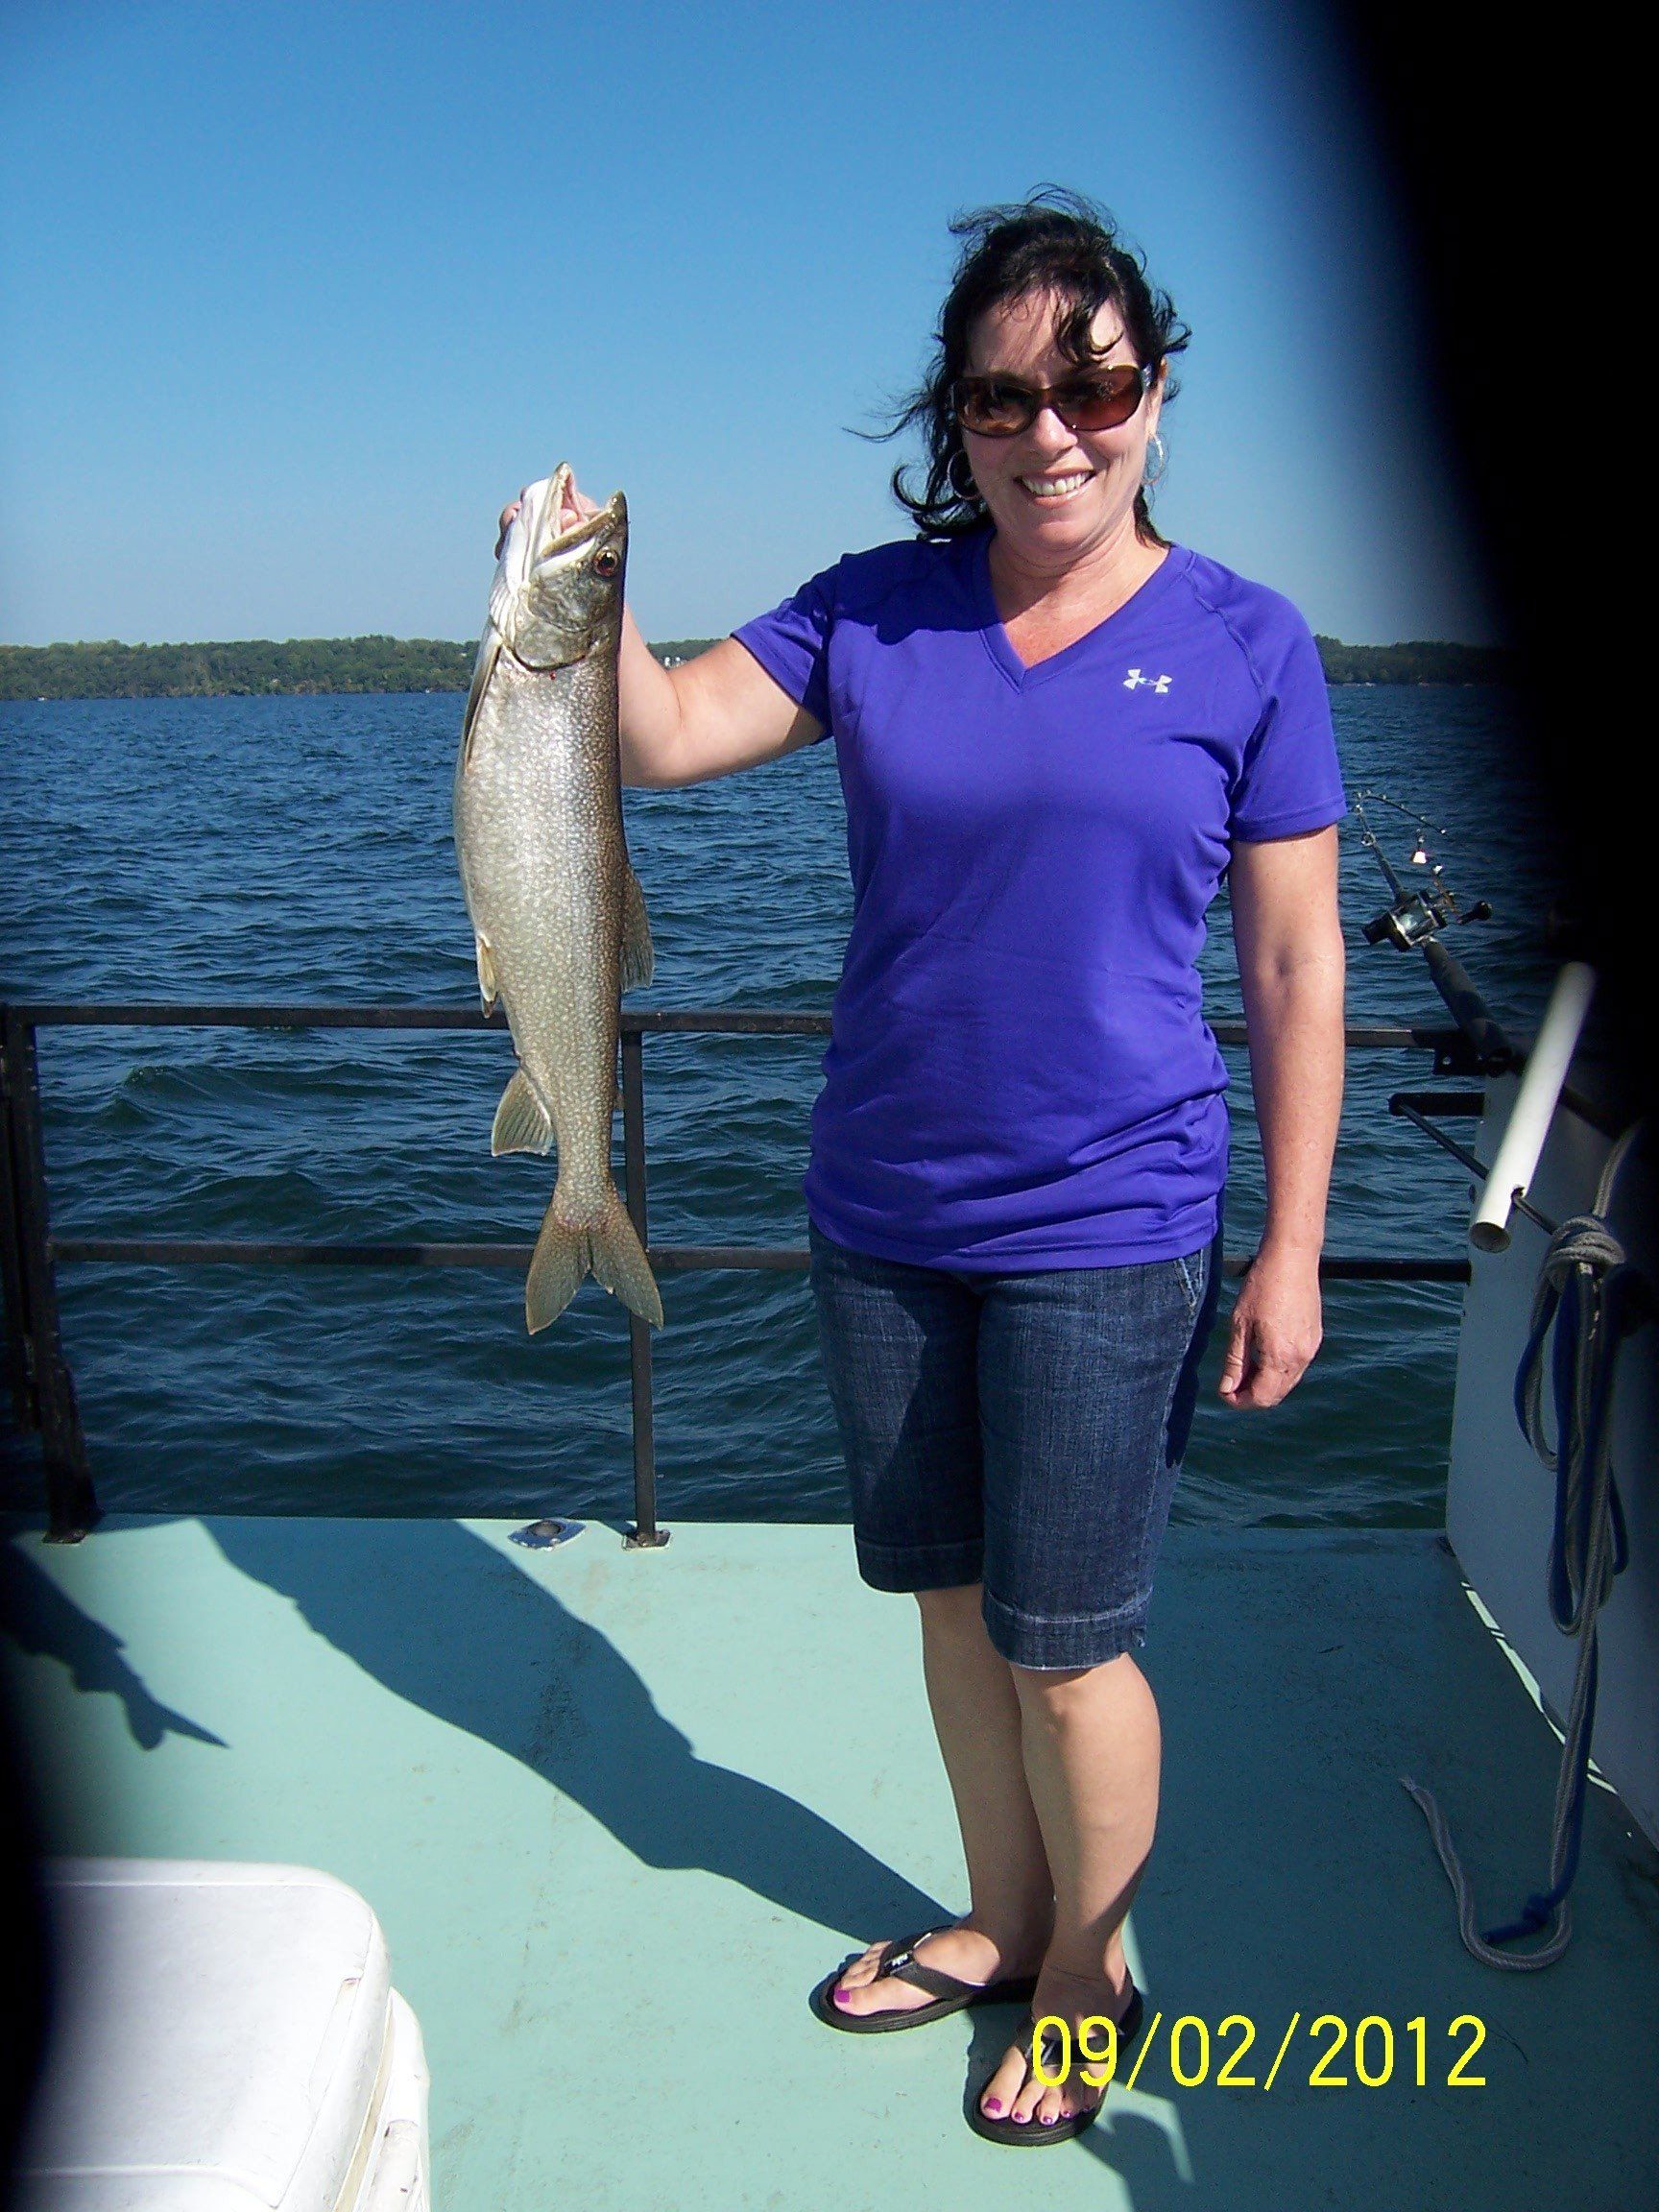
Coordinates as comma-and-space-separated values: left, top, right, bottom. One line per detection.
2, 633, 1514, 700
1310, 637, 1516, 685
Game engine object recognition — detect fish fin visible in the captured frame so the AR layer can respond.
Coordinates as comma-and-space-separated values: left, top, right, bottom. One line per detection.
620, 866, 655, 993
474, 936, 499, 1019
460, 628, 502, 771
589, 1188, 664, 1328
491, 1069, 554, 1157
524, 1186, 663, 1335
525, 1201, 585, 1334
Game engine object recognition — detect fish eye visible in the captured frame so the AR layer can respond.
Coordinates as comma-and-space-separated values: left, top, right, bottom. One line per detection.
593, 547, 621, 578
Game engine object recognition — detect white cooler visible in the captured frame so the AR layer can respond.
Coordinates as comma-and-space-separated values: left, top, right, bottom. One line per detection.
19, 1861, 431, 2212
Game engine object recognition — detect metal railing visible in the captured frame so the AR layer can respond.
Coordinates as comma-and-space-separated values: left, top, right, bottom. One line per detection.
1, 1000, 1489, 1545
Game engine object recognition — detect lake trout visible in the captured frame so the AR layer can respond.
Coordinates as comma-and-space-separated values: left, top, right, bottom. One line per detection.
453, 464, 662, 1334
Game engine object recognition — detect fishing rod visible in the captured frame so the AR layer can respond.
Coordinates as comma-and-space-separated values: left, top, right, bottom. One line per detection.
1353, 787, 1490, 944
1350, 786, 1558, 1228
1352, 789, 1507, 1073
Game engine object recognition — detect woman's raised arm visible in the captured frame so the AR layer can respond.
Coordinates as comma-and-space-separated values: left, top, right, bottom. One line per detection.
494, 485, 823, 788
613, 614, 823, 789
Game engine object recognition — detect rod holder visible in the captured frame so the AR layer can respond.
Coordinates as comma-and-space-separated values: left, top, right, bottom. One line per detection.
1469, 963, 1597, 1254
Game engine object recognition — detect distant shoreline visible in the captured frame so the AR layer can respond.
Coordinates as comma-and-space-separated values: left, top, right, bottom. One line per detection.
0, 633, 1515, 700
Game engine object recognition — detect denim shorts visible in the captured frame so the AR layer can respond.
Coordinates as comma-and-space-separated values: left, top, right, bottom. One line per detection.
807, 1208, 1225, 1671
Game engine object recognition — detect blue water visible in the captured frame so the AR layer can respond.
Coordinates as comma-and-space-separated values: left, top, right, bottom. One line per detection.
0, 687, 1564, 1527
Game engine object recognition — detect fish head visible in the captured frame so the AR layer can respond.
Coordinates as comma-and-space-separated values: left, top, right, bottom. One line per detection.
497, 463, 628, 670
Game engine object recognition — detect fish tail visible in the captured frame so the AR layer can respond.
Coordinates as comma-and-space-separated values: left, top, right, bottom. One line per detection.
524, 1185, 663, 1334
524, 1201, 585, 1334
589, 1186, 664, 1329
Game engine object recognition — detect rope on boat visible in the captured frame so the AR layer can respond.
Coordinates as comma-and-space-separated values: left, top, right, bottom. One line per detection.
1403, 1119, 1648, 1970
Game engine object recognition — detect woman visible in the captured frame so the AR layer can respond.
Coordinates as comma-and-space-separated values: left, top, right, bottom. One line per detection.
500, 191, 1346, 2145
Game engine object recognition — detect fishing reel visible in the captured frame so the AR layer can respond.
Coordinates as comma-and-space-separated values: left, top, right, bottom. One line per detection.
1353, 790, 1492, 950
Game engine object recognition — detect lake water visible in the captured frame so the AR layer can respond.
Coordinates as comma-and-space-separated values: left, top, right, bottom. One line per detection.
0, 685, 1567, 1527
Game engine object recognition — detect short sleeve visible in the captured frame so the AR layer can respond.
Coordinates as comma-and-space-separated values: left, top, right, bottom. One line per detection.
731, 564, 837, 738
1229, 615, 1348, 842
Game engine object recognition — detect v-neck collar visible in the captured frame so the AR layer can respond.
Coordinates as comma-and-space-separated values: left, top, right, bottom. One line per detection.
971, 529, 1190, 694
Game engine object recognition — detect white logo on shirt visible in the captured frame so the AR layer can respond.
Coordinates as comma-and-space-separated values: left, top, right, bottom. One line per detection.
1123, 668, 1172, 694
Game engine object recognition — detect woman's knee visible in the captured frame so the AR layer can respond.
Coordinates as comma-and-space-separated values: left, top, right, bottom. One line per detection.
1009, 1649, 1146, 1717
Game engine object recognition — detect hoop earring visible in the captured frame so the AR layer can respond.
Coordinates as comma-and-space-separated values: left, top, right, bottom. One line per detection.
949, 450, 978, 503
1142, 432, 1167, 490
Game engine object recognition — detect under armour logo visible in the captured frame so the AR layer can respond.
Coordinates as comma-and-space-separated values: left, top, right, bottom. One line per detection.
1124, 668, 1172, 693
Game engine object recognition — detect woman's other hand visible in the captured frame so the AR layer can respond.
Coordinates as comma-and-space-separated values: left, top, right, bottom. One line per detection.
1216, 1243, 1322, 1409
1221, 828, 1343, 1412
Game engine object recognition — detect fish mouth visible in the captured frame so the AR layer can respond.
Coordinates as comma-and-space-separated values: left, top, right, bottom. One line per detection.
490, 464, 627, 654
532, 463, 624, 560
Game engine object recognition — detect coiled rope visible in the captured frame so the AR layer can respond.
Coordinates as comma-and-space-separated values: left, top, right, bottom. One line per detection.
1403, 1119, 1648, 1968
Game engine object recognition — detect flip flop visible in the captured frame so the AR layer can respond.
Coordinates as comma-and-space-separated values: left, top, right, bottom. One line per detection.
966, 1982, 1145, 2146
808, 1927, 1041, 2034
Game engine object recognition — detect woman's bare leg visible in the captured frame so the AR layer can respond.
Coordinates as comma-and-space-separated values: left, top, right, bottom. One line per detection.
976, 1652, 1160, 2123
831, 1583, 1055, 2015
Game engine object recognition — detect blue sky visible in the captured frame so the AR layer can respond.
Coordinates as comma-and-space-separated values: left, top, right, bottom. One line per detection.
0, 0, 1492, 646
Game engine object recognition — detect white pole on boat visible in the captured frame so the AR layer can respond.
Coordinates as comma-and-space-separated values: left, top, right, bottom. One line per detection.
1469, 961, 1598, 1253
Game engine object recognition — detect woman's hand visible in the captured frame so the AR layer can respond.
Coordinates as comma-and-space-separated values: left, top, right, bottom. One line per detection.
1216, 1242, 1322, 1409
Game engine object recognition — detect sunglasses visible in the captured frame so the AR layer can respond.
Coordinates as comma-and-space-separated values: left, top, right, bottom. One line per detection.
952, 363, 1154, 438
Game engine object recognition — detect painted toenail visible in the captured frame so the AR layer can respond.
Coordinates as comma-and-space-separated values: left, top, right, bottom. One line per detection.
983, 2099, 1003, 2115
833, 1987, 852, 2005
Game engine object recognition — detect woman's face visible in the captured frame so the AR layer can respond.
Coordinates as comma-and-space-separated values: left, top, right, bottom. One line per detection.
961, 287, 1163, 571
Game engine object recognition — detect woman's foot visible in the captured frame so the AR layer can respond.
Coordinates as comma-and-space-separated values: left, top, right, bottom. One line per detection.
830, 1919, 1046, 2021
976, 1961, 1137, 2128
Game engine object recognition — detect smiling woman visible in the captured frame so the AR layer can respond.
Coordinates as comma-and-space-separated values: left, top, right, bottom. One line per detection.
497, 185, 1348, 2151
879, 188, 1190, 553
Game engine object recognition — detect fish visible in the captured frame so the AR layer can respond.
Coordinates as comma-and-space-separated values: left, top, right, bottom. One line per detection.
453, 463, 662, 1334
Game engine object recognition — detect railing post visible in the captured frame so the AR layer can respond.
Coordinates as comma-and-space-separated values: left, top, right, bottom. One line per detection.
0, 1008, 98, 1540
618, 1024, 666, 1551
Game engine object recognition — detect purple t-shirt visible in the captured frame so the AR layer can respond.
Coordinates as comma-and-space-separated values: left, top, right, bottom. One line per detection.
733, 529, 1347, 1270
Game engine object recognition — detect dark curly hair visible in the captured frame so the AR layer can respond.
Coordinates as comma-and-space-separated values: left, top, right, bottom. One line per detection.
881, 188, 1190, 545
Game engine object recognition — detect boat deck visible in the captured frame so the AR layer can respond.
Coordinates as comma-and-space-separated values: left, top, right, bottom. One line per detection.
5, 1513, 1656, 2211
